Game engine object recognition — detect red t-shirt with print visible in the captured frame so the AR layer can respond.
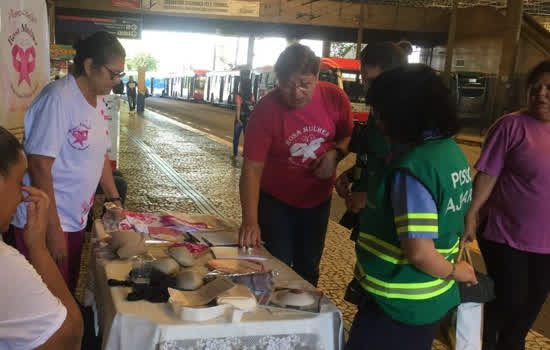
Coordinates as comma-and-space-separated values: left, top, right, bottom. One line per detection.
243, 81, 353, 208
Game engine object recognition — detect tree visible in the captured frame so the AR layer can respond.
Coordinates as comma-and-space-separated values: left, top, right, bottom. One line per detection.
126, 52, 159, 72
330, 42, 368, 59
330, 42, 356, 58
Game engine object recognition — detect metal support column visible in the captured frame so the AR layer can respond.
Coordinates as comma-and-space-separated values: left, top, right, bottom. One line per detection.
47, 0, 55, 44
443, 0, 457, 88
492, 0, 524, 120
356, 0, 365, 60
247, 36, 255, 68
322, 41, 331, 58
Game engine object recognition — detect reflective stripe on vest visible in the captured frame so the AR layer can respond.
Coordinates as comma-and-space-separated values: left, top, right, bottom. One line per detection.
357, 232, 459, 265
354, 263, 456, 300
394, 213, 438, 235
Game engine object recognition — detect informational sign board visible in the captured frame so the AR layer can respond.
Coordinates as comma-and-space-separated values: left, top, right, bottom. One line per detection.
56, 14, 142, 44
0, 0, 50, 137
112, 0, 142, 9
144, 0, 260, 17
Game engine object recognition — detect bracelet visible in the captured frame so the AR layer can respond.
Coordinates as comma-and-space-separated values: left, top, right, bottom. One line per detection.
105, 197, 121, 203
445, 263, 456, 280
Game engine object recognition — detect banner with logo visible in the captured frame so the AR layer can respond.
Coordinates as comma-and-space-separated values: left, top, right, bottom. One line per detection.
144, 0, 260, 17
112, 0, 142, 9
0, 0, 50, 137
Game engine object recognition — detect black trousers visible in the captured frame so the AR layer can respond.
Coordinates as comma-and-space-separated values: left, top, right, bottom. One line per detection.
479, 237, 550, 350
346, 296, 439, 350
258, 191, 331, 286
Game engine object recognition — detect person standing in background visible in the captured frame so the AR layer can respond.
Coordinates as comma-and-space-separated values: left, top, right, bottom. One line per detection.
463, 60, 550, 350
10, 31, 126, 293
232, 78, 254, 159
126, 75, 137, 112
335, 42, 407, 235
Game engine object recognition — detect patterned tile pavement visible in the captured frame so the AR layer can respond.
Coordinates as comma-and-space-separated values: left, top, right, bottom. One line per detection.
94, 102, 550, 349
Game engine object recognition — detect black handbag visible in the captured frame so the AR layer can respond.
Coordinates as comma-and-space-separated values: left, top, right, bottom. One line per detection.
457, 246, 496, 303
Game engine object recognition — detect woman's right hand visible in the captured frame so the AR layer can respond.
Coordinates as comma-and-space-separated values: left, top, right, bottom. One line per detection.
453, 261, 478, 285
239, 222, 262, 248
22, 186, 50, 251
335, 170, 351, 199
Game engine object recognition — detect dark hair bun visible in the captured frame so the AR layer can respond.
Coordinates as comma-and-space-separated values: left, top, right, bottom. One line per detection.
71, 31, 126, 77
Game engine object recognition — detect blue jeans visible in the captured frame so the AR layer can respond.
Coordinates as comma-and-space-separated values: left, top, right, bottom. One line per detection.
232, 119, 247, 156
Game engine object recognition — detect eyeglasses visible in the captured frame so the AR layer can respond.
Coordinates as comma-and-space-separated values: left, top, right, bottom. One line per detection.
103, 65, 126, 80
278, 78, 315, 92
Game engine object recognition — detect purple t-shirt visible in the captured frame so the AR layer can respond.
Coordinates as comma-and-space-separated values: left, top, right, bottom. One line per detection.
476, 112, 550, 253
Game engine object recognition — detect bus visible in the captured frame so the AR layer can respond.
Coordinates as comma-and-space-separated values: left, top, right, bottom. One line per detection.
319, 57, 368, 122
159, 70, 208, 101
205, 67, 251, 108
250, 58, 369, 122
251, 65, 277, 102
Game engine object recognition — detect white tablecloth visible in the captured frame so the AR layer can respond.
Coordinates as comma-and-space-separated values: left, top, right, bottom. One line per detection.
86, 221, 344, 350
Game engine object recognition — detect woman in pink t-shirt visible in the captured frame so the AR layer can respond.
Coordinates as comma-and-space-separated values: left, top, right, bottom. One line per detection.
464, 60, 550, 349
239, 44, 353, 286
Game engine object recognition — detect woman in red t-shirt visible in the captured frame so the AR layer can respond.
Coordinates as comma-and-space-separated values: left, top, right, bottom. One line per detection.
238, 44, 353, 286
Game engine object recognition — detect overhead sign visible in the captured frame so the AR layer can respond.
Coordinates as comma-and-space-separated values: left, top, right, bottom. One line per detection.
112, 0, 142, 9
56, 14, 142, 42
144, 0, 260, 17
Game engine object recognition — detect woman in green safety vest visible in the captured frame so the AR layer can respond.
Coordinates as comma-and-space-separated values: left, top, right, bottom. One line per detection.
346, 64, 478, 350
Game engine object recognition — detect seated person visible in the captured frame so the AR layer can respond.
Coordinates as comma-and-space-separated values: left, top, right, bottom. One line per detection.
0, 127, 83, 349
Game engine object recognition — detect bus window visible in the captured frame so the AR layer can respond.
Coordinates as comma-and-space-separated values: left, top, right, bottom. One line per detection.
197, 76, 206, 90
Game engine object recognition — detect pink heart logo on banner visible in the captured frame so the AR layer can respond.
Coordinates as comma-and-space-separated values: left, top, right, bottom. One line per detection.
11, 45, 36, 87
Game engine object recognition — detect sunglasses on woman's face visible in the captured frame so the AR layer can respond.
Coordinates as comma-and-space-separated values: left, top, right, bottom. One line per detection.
103, 65, 126, 80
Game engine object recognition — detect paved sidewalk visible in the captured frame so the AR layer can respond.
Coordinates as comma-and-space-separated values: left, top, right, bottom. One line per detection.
111, 104, 550, 349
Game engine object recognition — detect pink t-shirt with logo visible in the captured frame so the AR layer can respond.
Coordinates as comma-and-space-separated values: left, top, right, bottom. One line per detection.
476, 112, 550, 253
244, 81, 353, 208
12, 75, 110, 232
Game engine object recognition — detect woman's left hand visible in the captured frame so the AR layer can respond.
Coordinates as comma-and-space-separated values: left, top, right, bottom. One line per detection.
310, 149, 339, 179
